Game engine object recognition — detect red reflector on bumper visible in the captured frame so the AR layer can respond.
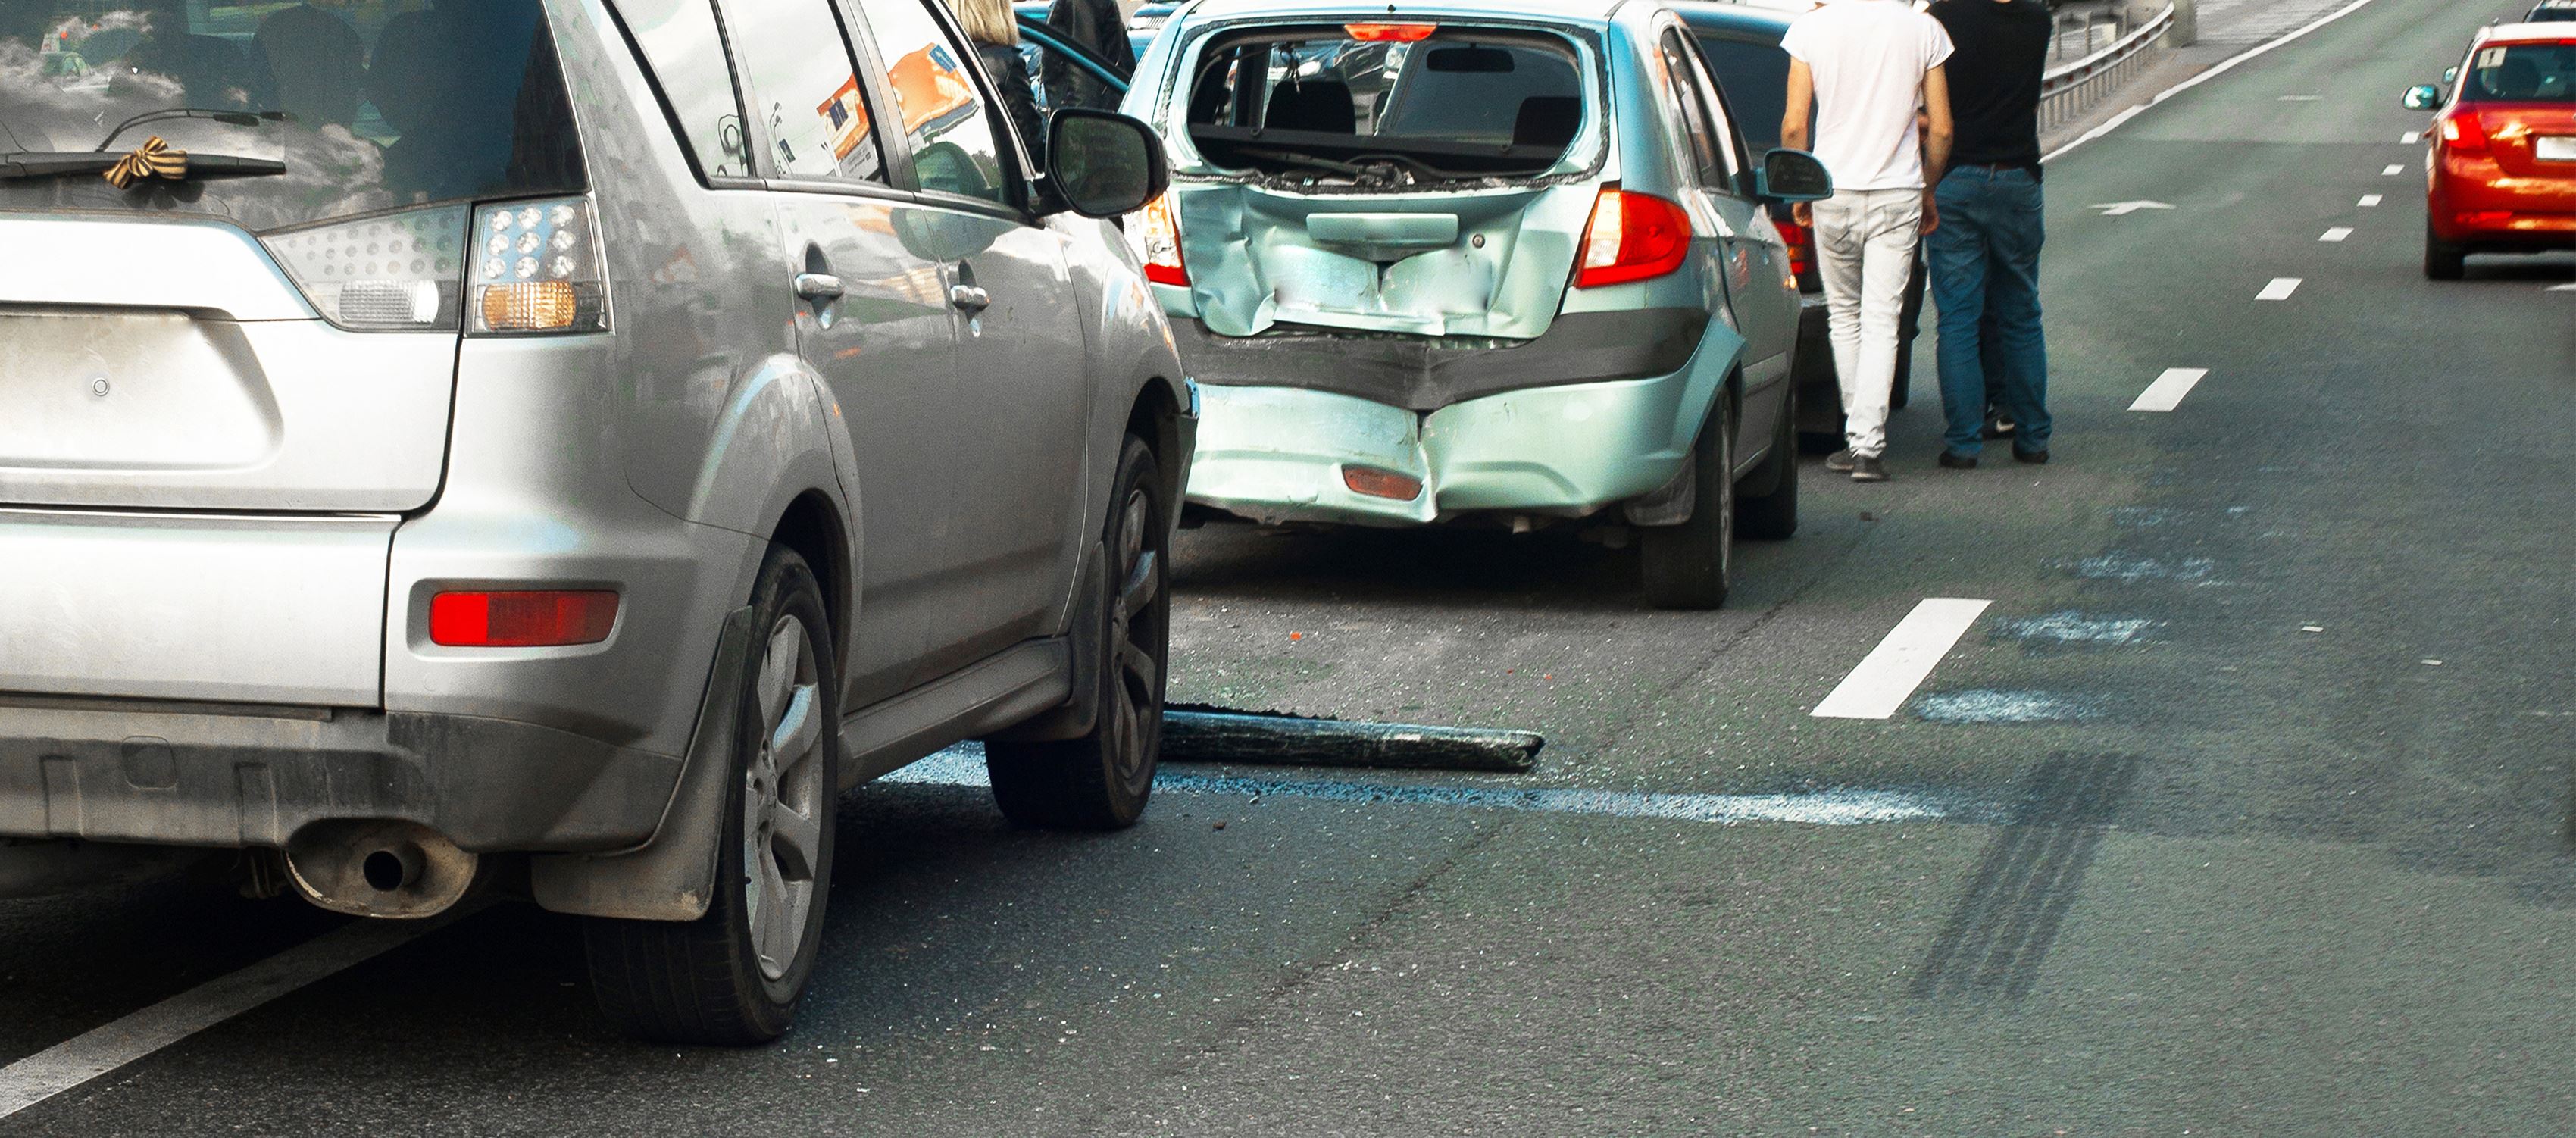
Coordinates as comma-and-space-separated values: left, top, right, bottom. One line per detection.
1343, 466, 1424, 501
428, 590, 620, 647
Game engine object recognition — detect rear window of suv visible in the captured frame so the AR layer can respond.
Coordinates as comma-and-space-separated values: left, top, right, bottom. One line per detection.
1183, 23, 1585, 182
0, 0, 584, 233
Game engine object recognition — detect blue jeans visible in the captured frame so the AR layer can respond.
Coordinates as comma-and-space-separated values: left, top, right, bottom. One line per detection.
1927, 167, 2052, 458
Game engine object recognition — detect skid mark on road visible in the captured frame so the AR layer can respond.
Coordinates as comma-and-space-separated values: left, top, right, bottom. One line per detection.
1909, 753, 2146, 1002
889, 747, 1975, 827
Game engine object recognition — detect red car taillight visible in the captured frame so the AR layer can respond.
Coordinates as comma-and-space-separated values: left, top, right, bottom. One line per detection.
1132, 190, 1188, 287
1574, 186, 1693, 289
2438, 111, 2490, 155
429, 590, 620, 647
1775, 216, 1815, 280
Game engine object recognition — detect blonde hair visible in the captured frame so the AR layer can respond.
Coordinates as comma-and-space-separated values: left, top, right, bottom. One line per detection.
949, 0, 1019, 47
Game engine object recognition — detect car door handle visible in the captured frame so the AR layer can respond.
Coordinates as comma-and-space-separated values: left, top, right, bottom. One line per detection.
949, 284, 991, 312
793, 272, 844, 301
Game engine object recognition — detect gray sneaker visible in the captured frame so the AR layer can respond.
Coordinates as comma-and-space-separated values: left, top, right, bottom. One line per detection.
1851, 455, 1890, 482
1825, 449, 1858, 473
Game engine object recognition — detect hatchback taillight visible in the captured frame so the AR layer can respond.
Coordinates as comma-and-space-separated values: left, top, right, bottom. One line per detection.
1574, 186, 1693, 289
1774, 216, 1815, 282
468, 197, 609, 334
1131, 190, 1188, 287
2439, 111, 2490, 155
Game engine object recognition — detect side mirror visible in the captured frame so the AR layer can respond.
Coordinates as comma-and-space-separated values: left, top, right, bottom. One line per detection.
2443, 66, 2459, 83
1755, 148, 1833, 203
1046, 108, 1169, 218
2402, 84, 2443, 111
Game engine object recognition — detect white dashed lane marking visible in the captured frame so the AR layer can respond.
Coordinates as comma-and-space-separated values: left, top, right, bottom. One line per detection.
2321, 227, 2353, 242
0, 919, 447, 1120
2382, 164, 2406, 175
2258, 277, 2303, 300
2359, 194, 2383, 207
1812, 599, 1994, 721
2130, 367, 2211, 412
2402, 130, 2421, 143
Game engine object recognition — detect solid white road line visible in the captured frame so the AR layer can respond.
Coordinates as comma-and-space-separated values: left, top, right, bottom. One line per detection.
2259, 277, 2303, 300
2549, 283, 2576, 292
2382, 164, 2406, 175
2321, 227, 2354, 242
2129, 367, 2211, 412
0, 919, 441, 1120
2041, 0, 2388, 163
2359, 194, 2384, 207
1812, 599, 1993, 721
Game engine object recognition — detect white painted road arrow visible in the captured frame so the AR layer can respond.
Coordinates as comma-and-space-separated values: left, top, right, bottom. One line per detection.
2090, 200, 2177, 217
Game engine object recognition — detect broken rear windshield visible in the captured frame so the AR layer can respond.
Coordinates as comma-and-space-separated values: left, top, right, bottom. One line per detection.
1184, 25, 1584, 183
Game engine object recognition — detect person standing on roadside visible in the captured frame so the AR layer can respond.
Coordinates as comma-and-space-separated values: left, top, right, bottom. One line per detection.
1782, 0, 1954, 483
1925, 0, 2053, 467
1046, 0, 1134, 113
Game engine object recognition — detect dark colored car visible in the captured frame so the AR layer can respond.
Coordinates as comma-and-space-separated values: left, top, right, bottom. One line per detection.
2529, 1, 2576, 23
1675, 1, 1922, 444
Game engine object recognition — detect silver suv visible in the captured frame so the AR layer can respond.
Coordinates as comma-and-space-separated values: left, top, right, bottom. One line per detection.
0, 0, 1191, 1044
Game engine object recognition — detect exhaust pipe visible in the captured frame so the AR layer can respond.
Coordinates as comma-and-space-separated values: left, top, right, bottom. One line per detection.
284, 820, 478, 918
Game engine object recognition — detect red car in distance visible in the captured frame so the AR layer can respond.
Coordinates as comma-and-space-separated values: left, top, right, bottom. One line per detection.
2406, 25, 2576, 279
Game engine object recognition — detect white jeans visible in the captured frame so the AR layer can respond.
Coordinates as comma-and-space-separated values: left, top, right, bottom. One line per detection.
1812, 189, 1923, 459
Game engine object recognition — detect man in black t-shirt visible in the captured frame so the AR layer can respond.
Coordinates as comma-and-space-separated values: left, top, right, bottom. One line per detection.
1925, 0, 2055, 467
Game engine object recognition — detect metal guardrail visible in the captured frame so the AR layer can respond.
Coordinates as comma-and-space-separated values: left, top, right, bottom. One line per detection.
2039, 5, 2177, 132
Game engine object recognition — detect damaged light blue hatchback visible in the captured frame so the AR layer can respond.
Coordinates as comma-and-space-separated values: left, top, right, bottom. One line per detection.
1122, 0, 1832, 607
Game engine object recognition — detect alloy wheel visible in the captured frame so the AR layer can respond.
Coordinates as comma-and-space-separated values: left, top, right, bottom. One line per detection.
742, 614, 826, 983
1107, 485, 1165, 798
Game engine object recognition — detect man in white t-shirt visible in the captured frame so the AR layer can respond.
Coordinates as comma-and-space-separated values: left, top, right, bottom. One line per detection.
1781, 0, 1954, 482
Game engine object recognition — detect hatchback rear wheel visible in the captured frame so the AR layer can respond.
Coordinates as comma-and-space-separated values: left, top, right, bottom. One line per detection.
986, 434, 1169, 830
2424, 227, 2467, 280
1640, 395, 1735, 609
585, 546, 839, 1046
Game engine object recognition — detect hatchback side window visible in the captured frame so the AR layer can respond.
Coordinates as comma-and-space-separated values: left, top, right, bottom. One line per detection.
1677, 38, 1748, 184
852, 0, 1015, 208
614, 0, 754, 180
720, 0, 888, 183
1660, 33, 1730, 187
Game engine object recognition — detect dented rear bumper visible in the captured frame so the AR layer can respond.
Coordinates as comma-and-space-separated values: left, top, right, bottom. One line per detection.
1186, 363, 1724, 527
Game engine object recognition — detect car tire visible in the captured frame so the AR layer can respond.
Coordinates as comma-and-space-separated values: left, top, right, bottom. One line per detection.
2424, 227, 2466, 280
1735, 386, 1798, 542
1641, 394, 1735, 610
584, 546, 840, 1046
986, 434, 1169, 830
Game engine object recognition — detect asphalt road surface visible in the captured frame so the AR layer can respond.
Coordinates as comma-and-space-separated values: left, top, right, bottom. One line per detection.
8, 0, 2574, 1133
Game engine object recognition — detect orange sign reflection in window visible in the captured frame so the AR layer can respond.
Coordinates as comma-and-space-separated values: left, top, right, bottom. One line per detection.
885, 42, 977, 135
815, 74, 874, 161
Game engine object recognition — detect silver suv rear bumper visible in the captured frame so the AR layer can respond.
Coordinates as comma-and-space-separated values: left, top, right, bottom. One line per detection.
0, 700, 681, 852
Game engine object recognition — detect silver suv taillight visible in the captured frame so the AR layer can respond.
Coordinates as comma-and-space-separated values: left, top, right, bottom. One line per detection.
261, 205, 470, 331
467, 196, 609, 336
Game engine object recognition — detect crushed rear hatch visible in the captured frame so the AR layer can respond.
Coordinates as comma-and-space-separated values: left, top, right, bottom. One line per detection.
1157, 21, 1607, 341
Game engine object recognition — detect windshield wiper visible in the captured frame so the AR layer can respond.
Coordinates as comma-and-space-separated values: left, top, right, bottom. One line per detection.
0, 151, 287, 181
94, 108, 289, 153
